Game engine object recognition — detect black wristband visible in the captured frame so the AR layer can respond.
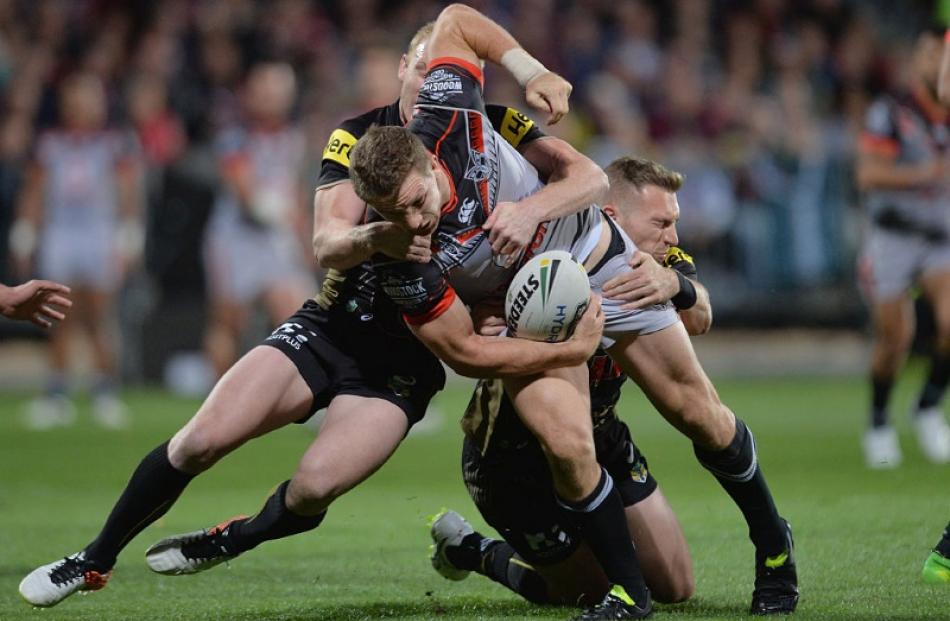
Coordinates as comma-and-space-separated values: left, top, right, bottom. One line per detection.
672, 270, 697, 310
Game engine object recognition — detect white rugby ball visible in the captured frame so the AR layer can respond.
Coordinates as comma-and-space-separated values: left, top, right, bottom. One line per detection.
505, 250, 590, 342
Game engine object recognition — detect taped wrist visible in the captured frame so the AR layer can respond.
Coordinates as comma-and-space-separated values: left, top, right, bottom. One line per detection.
500, 48, 548, 87
672, 270, 697, 310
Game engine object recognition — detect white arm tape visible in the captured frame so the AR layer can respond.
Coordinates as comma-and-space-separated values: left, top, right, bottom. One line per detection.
500, 48, 548, 87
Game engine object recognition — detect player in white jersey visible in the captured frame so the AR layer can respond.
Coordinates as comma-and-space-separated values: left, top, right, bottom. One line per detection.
12, 73, 142, 430
856, 26, 950, 468
351, 6, 797, 617
203, 62, 313, 377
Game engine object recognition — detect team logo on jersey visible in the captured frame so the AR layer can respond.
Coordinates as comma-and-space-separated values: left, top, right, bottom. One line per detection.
419, 68, 463, 103
433, 227, 484, 271
458, 198, 478, 224
322, 128, 357, 167
464, 149, 492, 182
388, 374, 417, 398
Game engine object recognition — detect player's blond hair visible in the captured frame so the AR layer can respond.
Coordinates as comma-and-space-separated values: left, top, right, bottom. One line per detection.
407, 21, 435, 58
605, 156, 684, 195
350, 125, 430, 207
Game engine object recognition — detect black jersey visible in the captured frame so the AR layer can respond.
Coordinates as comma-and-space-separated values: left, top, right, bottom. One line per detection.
372, 57, 603, 327
313, 97, 544, 333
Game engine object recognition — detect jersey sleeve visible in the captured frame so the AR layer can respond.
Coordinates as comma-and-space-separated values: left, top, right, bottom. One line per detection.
315, 123, 361, 189
859, 99, 899, 157
409, 58, 489, 154
664, 246, 697, 278
374, 258, 458, 326
485, 105, 546, 149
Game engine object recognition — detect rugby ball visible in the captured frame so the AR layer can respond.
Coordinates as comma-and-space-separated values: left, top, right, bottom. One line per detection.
505, 250, 590, 342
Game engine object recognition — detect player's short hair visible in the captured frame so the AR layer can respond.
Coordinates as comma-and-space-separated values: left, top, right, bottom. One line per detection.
407, 21, 435, 57
350, 125, 430, 207
605, 156, 684, 194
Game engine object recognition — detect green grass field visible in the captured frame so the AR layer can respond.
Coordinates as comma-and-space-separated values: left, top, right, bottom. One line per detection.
1, 370, 948, 620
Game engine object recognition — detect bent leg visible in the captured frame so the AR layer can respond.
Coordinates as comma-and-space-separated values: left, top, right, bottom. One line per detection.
225, 395, 410, 554
85, 346, 312, 568
625, 489, 693, 603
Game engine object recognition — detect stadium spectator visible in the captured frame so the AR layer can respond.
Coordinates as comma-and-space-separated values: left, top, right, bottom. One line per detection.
855, 24, 950, 468
13, 72, 142, 430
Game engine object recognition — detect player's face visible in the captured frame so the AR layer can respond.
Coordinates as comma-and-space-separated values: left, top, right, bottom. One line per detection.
386, 161, 441, 236
619, 185, 680, 262
397, 39, 428, 123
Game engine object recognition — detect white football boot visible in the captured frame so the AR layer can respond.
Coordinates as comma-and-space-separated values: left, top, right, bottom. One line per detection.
23, 395, 76, 431
146, 515, 246, 575
92, 394, 130, 430
429, 509, 474, 581
913, 407, 950, 464
862, 425, 902, 469
19, 551, 111, 607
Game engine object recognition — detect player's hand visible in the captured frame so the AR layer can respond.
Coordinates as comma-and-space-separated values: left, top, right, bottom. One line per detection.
525, 72, 572, 125
602, 250, 680, 310
0, 279, 72, 328
483, 201, 538, 266
569, 293, 604, 360
471, 298, 507, 336
374, 222, 432, 263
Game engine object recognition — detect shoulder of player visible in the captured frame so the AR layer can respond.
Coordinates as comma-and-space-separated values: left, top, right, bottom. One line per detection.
321, 102, 400, 168
484, 104, 541, 148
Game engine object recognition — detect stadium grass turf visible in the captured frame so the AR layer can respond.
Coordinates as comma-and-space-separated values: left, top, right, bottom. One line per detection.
1, 369, 948, 620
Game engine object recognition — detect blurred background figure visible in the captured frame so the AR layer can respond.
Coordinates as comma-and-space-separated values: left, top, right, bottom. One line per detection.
854, 25, 950, 469
202, 62, 312, 378
12, 72, 142, 430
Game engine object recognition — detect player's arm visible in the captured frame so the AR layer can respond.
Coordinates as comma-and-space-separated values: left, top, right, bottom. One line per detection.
0, 280, 72, 328
602, 248, 712, 336
429, 4, 571, 124
312, 182, 431, 270
485, 135, 608, 258
939, 28, 950, 105
856, 151, 944, 190
114, 149, 144, 268
9, 161, 45, 278
409, 294, 603, 378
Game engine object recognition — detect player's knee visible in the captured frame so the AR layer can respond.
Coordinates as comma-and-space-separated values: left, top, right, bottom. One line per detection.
285, 471, 341, 515
651, 571, 694, 604
539, 426, 596, 470
667, 386, 732, 448
168, 420, 236, 473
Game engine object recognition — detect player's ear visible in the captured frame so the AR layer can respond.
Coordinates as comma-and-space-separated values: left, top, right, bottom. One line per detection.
397, 54, 408, 80
601, 203, 618, 221
428, 152, 440, 171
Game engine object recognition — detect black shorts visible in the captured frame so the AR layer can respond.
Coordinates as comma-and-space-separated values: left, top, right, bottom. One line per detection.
461, 415, 657, 565
262, 300, 446, 427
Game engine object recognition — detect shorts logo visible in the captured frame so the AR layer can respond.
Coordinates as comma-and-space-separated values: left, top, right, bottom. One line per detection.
420, 68, 463, 103
524, 526, 571, 556
388, 374, 416, 398
627, 443, 648, 483
380, 276, 428, 305
266, 322, 314, 351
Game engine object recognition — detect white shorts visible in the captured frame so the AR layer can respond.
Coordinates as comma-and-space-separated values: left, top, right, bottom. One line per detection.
588, 220, 679, 348
862, 227, 950, 300
204, 215, 314, 304
38, 226, 119, 292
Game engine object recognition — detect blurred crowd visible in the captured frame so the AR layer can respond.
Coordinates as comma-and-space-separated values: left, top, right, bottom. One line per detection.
0, 0, 946, 384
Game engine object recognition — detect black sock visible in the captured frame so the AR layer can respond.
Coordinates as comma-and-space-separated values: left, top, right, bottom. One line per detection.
936, 521, 950, 558
918, 352, 950, 410
226, 481, 326, 554
871, 375, 893, 428
480, 540, 550, 605
558, 468, 649, 604
694, 418, 785, 557
84, 441, 195, 569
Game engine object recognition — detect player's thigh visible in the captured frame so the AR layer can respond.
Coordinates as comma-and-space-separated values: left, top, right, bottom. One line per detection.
608, 322, 731, 441
625, 488, 693, 603
170, 346, 312, 465
289, 395, 408, 504
503, 365, 593, 459
920, 268, 950, 339
869, 295, 914, 349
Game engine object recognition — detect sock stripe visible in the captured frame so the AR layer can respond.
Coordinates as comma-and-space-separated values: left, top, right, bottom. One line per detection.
556, 469, 614, 513
700, 429, 758, 483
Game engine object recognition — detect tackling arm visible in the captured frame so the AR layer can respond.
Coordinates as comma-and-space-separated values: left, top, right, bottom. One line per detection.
409, 294, 603, 378
940, 29, 950, 105
312, 182, 431, 270
856, 151, 943, 191
518, 137, 608, 221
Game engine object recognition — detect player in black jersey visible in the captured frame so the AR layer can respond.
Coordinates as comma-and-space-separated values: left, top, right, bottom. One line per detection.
17, 22, 604, 610
428, 159, 707, 608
